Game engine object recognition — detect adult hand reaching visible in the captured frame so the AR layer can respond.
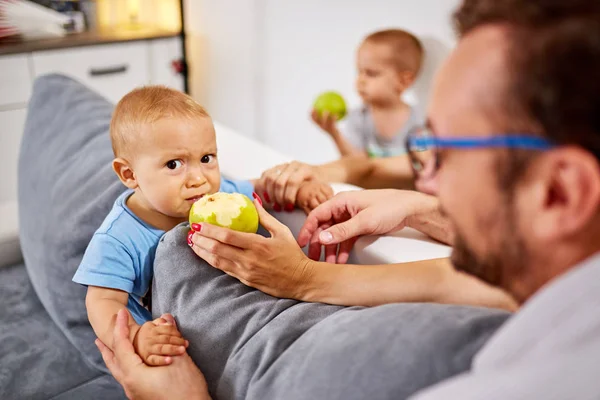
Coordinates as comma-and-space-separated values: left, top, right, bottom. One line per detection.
298, 189, 445, 264
95, 310, 210, 400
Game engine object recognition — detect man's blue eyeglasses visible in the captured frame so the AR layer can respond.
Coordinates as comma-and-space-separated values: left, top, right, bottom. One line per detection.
405, 125, 555, 177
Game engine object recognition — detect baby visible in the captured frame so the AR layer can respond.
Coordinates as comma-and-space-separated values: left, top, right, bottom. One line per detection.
313, 29, 424, 158
73, 86, 332, 366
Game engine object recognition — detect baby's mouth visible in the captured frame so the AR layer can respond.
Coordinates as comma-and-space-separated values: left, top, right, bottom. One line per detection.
186, 194, 205, 203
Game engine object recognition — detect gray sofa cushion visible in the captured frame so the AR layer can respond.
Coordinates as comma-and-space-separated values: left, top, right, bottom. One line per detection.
18, 74, 123, 371
152, 225, 510, 400
0, 263, 124, 400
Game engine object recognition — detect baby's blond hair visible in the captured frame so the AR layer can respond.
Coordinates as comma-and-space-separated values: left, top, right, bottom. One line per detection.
363, 29, 424, 77
110, 86, 210, 158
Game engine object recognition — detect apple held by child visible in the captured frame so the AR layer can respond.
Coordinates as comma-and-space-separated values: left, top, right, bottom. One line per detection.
189, 192, 259, 233
313, 91, 347, 120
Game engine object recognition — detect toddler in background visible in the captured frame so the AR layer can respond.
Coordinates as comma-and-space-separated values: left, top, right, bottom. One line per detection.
312, 29, 424, 158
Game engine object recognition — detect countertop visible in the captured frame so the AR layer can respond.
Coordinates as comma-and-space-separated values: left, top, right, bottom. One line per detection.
0, 27, 181, 56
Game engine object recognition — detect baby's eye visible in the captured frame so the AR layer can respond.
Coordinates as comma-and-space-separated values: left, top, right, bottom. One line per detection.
201, 154, 215, 164
166, 159, 183, 170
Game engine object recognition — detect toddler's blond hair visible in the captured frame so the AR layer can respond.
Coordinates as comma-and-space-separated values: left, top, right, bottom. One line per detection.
363, 29, 424, 77
110, 86, 210, 158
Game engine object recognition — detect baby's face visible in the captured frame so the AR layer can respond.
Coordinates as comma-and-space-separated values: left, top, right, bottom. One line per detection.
130, 116, 221, 219
356, 42, 403, 105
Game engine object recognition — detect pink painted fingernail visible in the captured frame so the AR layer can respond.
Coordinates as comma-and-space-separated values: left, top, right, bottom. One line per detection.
252, 192, 263, 206
273, 203, 282, 212
191, 223, 202, 232
187, 231, 193, 245
263, 191, 271, 203
284, 203, 294, 212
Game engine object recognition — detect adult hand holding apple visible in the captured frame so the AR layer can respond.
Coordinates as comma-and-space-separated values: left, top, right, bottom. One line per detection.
188, 196, 318, 301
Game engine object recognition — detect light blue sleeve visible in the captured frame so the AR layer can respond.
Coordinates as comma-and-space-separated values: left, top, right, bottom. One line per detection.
220, 177, 255, 200
72, 233, 136, 294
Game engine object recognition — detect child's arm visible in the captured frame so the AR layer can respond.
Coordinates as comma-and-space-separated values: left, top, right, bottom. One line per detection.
296, 180, 334, 214
86, 286, 187, 366
311, 110, 366, 157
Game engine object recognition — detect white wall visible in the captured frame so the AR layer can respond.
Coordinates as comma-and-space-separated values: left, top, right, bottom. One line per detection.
184, 0, 263, 138
185, 0, 460, 163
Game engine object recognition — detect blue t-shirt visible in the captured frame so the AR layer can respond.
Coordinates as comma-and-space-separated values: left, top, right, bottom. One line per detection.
73, 178, 254, 324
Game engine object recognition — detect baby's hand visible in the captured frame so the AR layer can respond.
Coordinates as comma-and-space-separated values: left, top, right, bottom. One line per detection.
133, 316, 189, 366
296, 180, 334, 214
311, 109, 340, 138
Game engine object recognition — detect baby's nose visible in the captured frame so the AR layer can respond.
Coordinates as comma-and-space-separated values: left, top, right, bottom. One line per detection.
187, 173, 206, 187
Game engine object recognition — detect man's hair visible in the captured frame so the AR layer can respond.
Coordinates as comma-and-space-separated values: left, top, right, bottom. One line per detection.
110, 86, 210, 157
454, 0, 600, 159
363, 29, 424, 77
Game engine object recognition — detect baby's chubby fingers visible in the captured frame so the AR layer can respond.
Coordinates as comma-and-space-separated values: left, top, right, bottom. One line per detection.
149, 343, 187, 357
154, 324, 183, 338
309, 196, 321, 211
158, 313, 177, 327
153, 334, 188, 348
321, 184, 334, 200
310, 109, 319, 123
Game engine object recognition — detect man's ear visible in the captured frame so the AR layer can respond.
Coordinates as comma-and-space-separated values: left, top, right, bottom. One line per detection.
532, 147, 600, 240
112, 158, 138, 189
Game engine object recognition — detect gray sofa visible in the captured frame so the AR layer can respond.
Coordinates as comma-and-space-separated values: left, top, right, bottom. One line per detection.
0, 74, 510, 400
0, 75, 126, 399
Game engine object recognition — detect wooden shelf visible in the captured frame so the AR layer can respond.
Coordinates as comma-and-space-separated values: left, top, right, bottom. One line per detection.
0, 27, 181, 56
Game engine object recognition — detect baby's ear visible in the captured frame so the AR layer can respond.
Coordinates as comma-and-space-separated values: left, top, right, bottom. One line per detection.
112, 158, 138, 189
398, 70, 416, 91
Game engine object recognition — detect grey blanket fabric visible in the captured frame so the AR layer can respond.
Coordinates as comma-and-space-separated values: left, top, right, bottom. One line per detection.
152, 225, 510, 400
0, 263, 124, 400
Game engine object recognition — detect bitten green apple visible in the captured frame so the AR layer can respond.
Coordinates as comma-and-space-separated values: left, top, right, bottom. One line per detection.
189, 192, 259, 233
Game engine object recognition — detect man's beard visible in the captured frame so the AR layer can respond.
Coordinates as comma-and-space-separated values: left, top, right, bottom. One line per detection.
449, 199, 527, 289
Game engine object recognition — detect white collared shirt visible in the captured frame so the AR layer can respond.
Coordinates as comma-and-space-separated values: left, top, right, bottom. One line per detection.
411, 252, 600, 400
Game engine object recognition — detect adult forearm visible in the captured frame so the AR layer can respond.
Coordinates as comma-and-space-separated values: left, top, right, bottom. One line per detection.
302, 258, 453, 307
314, 155, 375, 186
315, 155, 414, 189
302, 258, 517, 311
